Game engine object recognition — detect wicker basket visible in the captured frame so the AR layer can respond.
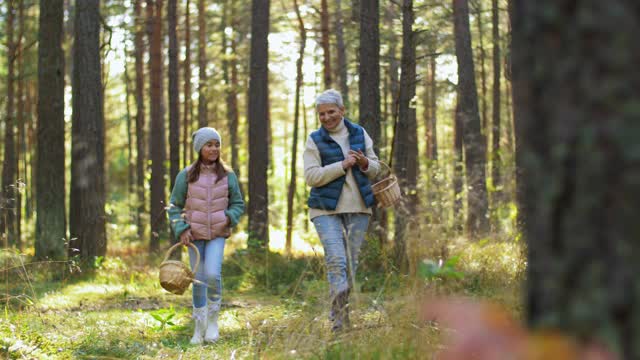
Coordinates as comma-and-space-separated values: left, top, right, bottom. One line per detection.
372, 162, 402, 208
159, 242, 200, 295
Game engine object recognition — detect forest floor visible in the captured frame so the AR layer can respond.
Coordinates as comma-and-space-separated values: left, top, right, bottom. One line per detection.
1, 238, 524, 359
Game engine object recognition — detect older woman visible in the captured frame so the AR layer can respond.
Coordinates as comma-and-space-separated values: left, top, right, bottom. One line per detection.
303, 89, 381, 332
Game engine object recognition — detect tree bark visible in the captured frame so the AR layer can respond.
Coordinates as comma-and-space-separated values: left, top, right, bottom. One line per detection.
35, 0, 66, 260
147, 0, 166, 252
453, 0, 489, 238
134, 0, 146, 240
182, 0, 192, 167
168, 0, 180, 191
513, 2, 640, 357
473, 0, 489, 135
2, 0, 18, 248
197, 0, 207, 127
334, 0, 348, 106
392, 0, 418, 272
320, 0, 332, 89
453, 97, 464, 232
359, 0, 381, 152
70, 0, 106, 260
15, 0, 25, 248
490, 0, 501, 197
247, 0, 270, 251
286, 0, 307, 255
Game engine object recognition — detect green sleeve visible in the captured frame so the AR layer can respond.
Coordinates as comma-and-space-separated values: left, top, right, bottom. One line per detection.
168, 169, 190, 240
225, 172, 245, 227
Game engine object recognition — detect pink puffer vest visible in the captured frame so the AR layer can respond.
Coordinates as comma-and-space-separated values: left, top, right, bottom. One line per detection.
184, 166, 230, 240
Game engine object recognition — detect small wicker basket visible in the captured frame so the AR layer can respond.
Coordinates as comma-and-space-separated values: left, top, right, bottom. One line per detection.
159, 242, 200, 295
372, 162, 402, 208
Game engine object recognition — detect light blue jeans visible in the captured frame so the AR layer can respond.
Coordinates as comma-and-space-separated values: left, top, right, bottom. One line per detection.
312, 214, 370, 298
188, 238, 225, 309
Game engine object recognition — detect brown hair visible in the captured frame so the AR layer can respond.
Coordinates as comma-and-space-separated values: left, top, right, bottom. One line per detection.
187, 155, 231, 183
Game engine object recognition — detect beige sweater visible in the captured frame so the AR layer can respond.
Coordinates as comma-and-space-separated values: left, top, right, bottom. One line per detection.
303, 119, 380, 220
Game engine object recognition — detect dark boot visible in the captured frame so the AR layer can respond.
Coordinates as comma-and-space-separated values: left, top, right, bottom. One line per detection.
331, 290, 350, 333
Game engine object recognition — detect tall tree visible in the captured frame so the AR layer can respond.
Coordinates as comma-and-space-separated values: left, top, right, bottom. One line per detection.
226, 3, 241, 174
2, 0, 18, 248
35, 0, 66, 260
15, 0, 26, 247
320, 0, 332, 89
453, 0, 489, 237
513, 2, 640, 357
490, 0, 501, 196
453, 97, 464, 232
392, 0, 418, 271
182, 0, 192, 166
147, 0, 166, 252
168, 0, 180, 190
359, 0, 381, 152
70, 0, 106, 260
247, 0, 270, 250
286, 0, 307, 255
197, 0, 207, 127
473, 0, 489, 134
134, 0, 146, 240
359, 0, 383, 246
334, 0, 348, 106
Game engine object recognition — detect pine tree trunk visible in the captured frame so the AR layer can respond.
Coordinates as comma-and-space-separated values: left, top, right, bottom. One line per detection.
359, 0, 381, 151
320, 0, 332, 89
2, 0, 18, 248
147, 0, 166, 252
134, 0, 146, 240
197, 0, 207, 127
490, 0, 501, 197
35, 0, 66, 260
453, 98, 464, 232
453, 0, 489, 238
512, 2, 640, 357
70, 0, 106, 260
168, 0, 180, 190
286, 0, 306, 255
15, 0, 25, 248
223, 0, 240, 175
334, 0, 348, 106
393, 0, 418, 272
182, 0, 192, 168
247, 0, 270, 251
474, 0, 489, 135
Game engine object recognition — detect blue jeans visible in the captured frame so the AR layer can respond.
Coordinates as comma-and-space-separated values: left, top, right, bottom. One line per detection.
188, 238, 225, 309
312, 214, 370, 298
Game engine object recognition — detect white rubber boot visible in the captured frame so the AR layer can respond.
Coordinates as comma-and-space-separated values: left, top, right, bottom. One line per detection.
190, 306, 207, 345
204, 302, 220, 343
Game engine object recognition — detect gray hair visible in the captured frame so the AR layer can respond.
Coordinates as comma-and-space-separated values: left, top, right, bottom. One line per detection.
315, 89, 344, 108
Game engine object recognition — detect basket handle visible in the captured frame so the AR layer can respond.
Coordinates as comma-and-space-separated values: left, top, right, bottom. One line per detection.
376, 161, 393, 179
163, 242, 200, 274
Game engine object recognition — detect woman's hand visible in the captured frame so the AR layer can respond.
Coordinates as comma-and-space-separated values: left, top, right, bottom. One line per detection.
179, 229, 193, 245
349, 150, 369, 170
342, 154, 357, 170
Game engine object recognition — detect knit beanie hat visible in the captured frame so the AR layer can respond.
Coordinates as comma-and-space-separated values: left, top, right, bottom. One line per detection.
192, 127, 221, 154
315, 89, 344, 108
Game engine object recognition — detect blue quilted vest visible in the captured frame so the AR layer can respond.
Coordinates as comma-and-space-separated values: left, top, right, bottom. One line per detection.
307, 118, 376, 210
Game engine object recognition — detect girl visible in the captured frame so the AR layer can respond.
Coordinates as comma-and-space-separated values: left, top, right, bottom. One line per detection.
168, 127, 245, 344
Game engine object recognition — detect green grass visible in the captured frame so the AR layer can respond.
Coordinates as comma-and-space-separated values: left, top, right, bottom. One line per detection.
1, 239, 523, 359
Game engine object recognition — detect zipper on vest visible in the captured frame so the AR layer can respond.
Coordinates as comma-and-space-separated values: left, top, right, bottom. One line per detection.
207, 178, 212, 240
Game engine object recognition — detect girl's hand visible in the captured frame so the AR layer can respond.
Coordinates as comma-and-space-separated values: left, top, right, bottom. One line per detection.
180, 229, 193, 245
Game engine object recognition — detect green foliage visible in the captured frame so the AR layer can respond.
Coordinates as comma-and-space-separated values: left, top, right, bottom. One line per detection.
225, 249, 323, 296
150, 306, 178, 331
418, 255, 465, 281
